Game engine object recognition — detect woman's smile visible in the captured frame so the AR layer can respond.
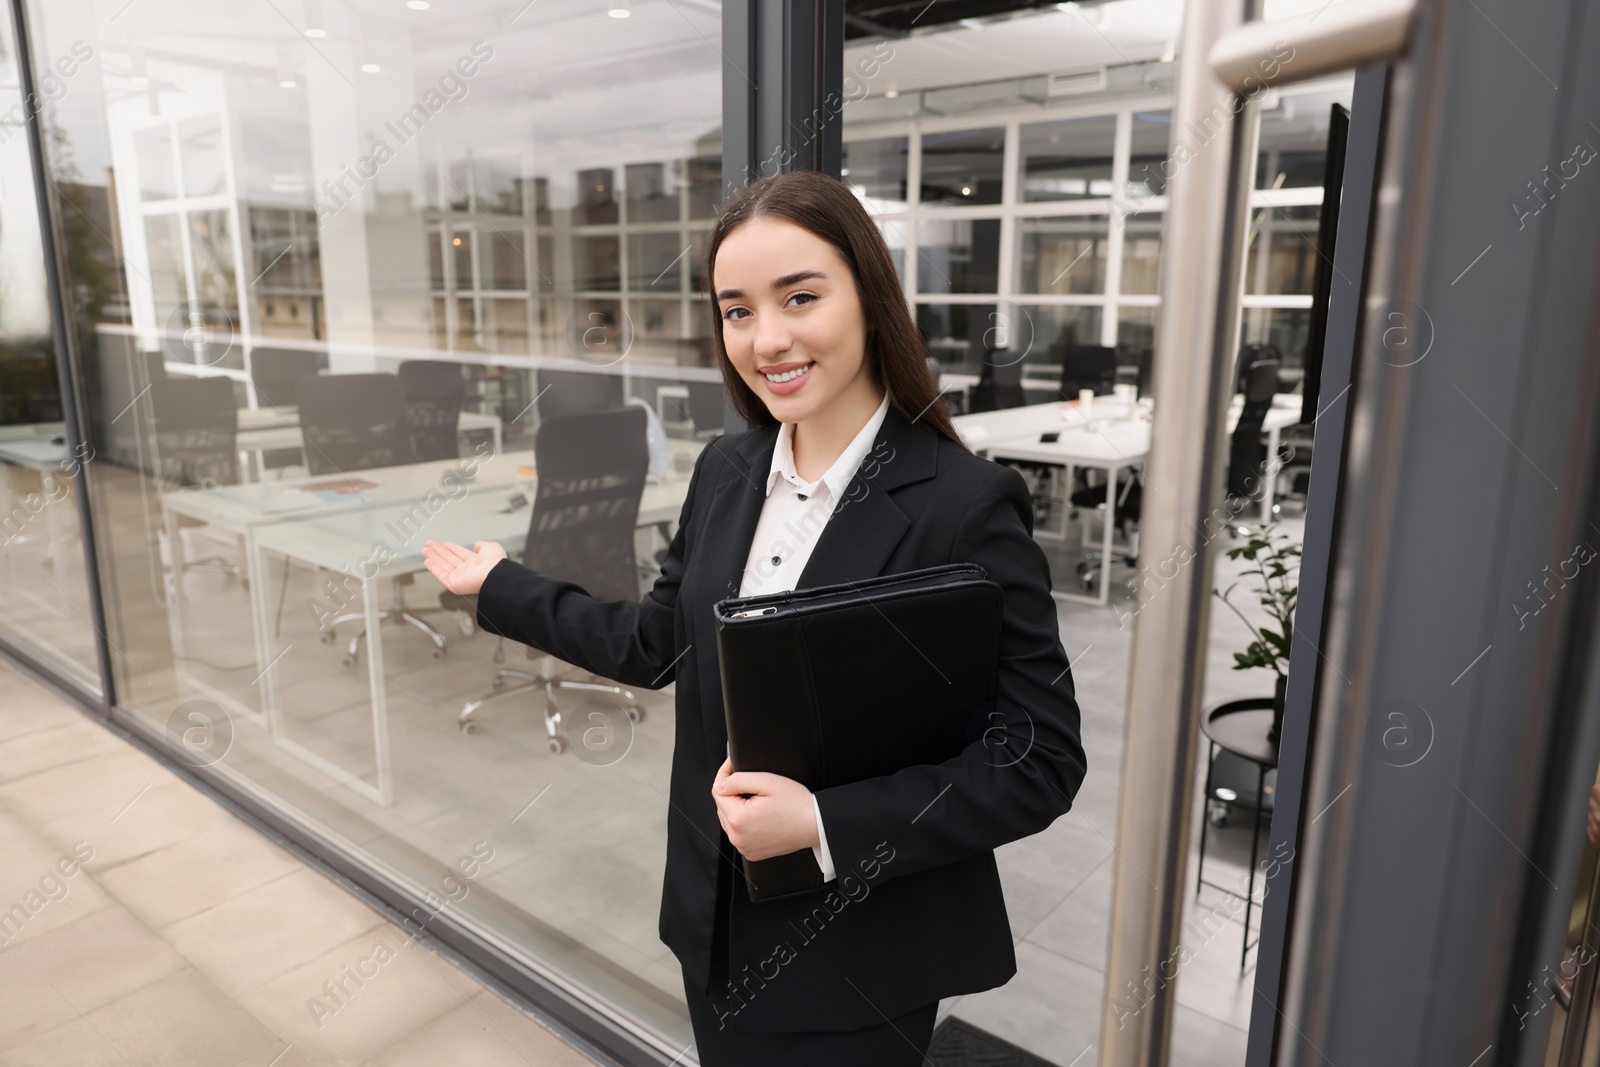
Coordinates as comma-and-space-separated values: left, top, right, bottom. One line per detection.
760, 360, 815, 394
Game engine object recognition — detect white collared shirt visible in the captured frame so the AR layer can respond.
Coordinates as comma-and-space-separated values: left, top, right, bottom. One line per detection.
734, 392, 890, 883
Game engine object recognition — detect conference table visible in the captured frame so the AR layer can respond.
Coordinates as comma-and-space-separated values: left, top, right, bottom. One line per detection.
162, 444, 696, 807
953, 394, 1303, 606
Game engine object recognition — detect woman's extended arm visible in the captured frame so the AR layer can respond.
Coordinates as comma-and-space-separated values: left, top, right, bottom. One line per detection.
422, 442, 710, 691
811, 461, 1089, 886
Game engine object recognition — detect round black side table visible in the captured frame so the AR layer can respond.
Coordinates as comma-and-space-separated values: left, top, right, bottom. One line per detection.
1197, 696, 1280, 972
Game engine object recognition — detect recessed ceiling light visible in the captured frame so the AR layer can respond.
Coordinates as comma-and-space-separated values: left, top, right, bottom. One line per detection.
959, 17, 983, 29
406, 0, 430, 7
884, 88, 898, 99
304, 27, 327, 38
361, 62, 381, 73
608, 0, 630, 17
961, 186, 972, 196
279, 78, 297, 88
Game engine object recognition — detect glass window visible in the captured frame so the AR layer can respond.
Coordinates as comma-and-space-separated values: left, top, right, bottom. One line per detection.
179, 114, 228, 198
916, 218, 1000, 294
842, 136, 909, 212
1246, 205, 1323, 295
1015, 304, 1105, 374
916, 302, 999, 368
1016, 215, 1108, 295
628, 232, 690, 292
484, 229, 529, 291
919, 127, 1004, 205
576, 167, 619, 225
0, 12, 100, 693
626, 161, 680, 223
1127, 110, 1173, 198
1256, 86, 1352, 189
1120, 211, 1163, 294
574, 235, 621, 291
1019, 115, 1116, 202
24, 0, 726, 1054
134, 124, 178, 201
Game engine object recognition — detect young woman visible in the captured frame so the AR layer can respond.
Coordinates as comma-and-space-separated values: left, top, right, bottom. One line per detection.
422, 170, 1087, 1066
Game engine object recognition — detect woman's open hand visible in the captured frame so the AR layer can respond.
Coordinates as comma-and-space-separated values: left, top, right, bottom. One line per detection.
422, 540, 508, 596
712, 757, 820, 862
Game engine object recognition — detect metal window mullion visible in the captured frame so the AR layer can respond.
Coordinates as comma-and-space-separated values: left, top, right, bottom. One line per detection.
1103, 108, 1132, 347
6, 0, 118, 709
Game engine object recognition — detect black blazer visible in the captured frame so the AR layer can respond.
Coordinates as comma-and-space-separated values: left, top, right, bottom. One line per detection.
474, 400, 1088, 1033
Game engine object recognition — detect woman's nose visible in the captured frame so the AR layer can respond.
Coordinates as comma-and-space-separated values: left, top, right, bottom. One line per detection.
752, 314, 791, 360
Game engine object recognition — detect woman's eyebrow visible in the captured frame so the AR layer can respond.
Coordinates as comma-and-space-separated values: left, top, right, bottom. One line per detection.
715, 268, 827, 301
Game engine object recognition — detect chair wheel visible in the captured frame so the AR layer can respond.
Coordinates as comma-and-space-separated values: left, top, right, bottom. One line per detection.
430, 647, 445, 660
491, 677, 504, 690
456, 613, 474, 637
547, 736, 566, 755
460, 719, 480, 735
625, 706, 643, 724
319, 631, 335, 645
340, 654, 357, 669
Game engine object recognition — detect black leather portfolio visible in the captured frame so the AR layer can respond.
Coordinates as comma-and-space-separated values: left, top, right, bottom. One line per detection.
713, 563, 1003, 902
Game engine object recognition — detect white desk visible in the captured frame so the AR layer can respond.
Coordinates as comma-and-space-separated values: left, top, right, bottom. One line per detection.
0, 435, 84, 624
161, 453, 535, 727
956, 395, 1303, 606
247, 476, 690, 806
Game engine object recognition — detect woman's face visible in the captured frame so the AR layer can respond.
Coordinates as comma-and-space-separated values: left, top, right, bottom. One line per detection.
713, 217, 874, 424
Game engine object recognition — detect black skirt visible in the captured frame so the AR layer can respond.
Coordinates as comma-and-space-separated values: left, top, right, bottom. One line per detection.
680, 850, 941, 1066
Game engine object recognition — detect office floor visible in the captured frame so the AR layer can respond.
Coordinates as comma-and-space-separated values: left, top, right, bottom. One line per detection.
0, 659, 602, 1067
0, 448, 1305, 1066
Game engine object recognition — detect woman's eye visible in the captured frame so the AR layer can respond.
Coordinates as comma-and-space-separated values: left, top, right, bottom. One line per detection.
786, 292, 817, 308
721, 307, 749, 322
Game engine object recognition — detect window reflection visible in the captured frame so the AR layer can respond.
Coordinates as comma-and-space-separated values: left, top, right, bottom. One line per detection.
920, 126, 1004, 204
1019, 115, 1116, 202
24, 0, 727, 1052
1016, 215, 1109, 295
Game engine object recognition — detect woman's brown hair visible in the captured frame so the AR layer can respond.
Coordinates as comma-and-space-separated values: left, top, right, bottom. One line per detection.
703, 170, 967, 449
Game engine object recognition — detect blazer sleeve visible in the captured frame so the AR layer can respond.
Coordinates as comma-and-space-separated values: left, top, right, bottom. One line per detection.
471, 438, 711, 690
811, 461, 1088, 888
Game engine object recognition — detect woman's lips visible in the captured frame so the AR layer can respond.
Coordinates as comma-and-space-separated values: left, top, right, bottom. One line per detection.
760, 361, 814, 396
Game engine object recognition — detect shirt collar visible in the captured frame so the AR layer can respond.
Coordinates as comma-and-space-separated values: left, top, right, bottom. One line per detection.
765, 392, 892, 500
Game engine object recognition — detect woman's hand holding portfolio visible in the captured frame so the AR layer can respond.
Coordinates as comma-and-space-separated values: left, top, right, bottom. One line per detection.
712, 757, 820, 862
422, 540, 508, 596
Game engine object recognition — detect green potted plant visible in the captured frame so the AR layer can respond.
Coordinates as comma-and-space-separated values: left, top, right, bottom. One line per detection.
1213, 523, 1301, 744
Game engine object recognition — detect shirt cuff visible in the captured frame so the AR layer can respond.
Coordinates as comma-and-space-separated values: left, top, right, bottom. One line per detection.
811, 794, 837, 883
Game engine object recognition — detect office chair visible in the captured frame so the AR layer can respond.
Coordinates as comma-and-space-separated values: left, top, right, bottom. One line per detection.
1059, 345, 1117, 397
148, 376, 245, 588
679, 381, 727, 440
297, 373, 449, 664
398, 360, 465, 462
250, 346, 320, 476
1070, 472, 1143, 593
967, 353, 1026, 413
1224, 354, 1283, 536
443, 406, 650, 751
535, 368, 626, 421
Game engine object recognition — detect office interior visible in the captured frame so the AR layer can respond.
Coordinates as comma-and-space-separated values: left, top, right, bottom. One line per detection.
5, 0, 1598, 1065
